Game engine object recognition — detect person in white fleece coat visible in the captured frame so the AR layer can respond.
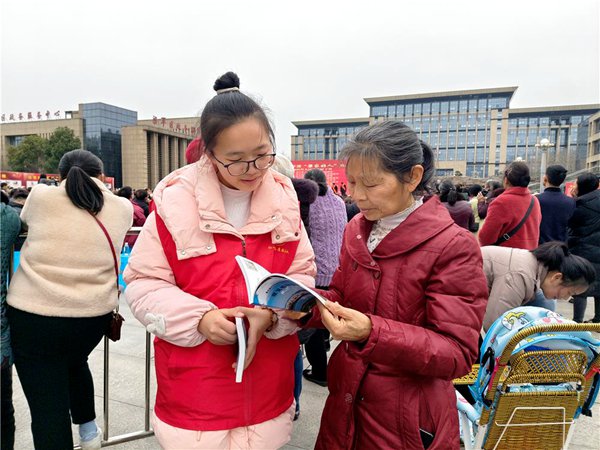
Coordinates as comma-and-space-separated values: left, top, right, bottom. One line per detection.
7, 150, 132, 450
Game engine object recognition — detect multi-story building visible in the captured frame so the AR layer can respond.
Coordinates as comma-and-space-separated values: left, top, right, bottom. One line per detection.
291, 87, 600, 180
586, 111, 600, 171
1, 103, 198, 188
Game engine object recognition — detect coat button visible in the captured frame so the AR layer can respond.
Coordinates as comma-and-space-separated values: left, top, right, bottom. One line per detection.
352, 262, 358, 271
206, 245, 212, 251
180, 250, 186, 256
205, 224, 211, 229
271, 215, 278, 221
344, 393, 353, 404
356, 234, 362, 240
275, 235, 280, 240
373, 272, 381, 279
294, 232, 299, 237
369, 261, 376, 267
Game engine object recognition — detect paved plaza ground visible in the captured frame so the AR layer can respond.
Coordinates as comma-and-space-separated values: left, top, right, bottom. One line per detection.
11, 298, 600, 449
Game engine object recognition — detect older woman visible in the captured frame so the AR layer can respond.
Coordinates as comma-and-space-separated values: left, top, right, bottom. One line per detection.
309, 121, 488, 449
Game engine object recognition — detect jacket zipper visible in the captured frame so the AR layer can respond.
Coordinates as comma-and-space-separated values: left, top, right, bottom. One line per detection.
241, 238, 246, 257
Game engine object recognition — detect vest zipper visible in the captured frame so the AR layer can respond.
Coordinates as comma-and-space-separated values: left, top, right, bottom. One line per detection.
241, 238, 247, 257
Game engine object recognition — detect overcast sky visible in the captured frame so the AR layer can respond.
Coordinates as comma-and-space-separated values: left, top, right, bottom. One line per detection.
2, 0, 598, 157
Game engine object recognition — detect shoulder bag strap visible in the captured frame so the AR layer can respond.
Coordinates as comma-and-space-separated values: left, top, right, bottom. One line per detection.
88, 211, 121, 299
493, 197, 535, 246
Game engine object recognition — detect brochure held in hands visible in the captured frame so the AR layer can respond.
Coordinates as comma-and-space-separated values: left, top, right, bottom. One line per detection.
233, 256, 327, 383
235, 256, 327, 312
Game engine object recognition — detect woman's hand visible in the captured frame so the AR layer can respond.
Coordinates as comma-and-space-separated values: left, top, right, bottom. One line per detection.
318, 301, 372, 342
197, 308, 239, 345
234, 307, 274, 370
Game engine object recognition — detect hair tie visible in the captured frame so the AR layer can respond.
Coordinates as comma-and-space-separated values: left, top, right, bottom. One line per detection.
216, 87, 240, 95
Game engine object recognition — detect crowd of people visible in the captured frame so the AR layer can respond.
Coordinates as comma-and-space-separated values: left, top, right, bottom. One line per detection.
1, 71, 599, 450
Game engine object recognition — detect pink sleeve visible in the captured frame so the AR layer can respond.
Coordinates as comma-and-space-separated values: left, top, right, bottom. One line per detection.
123, 213, 217, 347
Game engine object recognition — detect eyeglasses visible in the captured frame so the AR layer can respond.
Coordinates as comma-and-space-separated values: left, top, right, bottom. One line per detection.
212, 153, 276, 176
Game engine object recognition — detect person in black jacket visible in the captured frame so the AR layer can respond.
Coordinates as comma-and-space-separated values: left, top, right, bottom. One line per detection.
569, 172, 600, 323
538, 165, 575, 244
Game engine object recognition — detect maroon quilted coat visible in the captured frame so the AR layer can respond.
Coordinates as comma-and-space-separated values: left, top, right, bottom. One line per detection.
313, 196, 488, 449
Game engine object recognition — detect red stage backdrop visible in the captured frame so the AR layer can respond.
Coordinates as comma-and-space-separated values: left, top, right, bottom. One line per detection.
292, 160, 348, 193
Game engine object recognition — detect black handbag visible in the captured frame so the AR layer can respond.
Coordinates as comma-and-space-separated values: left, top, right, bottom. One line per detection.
89, 212, 125, 342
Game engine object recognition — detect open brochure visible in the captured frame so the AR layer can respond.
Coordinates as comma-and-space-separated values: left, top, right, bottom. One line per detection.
235, 317, 247, 383
235, 256, 327, 313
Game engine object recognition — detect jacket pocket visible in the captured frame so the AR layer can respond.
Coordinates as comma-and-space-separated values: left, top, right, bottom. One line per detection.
418, 385, 436, 444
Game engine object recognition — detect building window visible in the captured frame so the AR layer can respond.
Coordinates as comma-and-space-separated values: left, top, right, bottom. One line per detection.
440, 101, 449, 113
431, 102, 440, 114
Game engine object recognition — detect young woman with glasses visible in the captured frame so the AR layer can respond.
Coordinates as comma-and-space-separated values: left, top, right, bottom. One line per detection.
124, 72, 316, 449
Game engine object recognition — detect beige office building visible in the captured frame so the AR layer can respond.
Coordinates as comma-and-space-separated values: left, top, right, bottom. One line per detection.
586, 111, 600, 170
1, 102, 200, 188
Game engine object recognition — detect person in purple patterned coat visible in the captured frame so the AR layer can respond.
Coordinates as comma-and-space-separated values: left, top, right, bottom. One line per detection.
302, 169, 347, 386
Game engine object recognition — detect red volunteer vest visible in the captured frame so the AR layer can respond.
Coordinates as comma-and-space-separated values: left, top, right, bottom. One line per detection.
154, 214, 300, 431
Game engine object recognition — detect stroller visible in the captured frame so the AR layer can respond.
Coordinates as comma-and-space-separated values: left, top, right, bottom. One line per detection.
454, 307, 600, 450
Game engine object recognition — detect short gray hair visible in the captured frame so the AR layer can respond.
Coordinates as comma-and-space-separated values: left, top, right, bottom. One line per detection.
340, 121, 435, 194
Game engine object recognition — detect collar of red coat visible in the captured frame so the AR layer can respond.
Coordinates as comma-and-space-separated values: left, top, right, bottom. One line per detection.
502, 186, 532, 196
345, 196, 455, 266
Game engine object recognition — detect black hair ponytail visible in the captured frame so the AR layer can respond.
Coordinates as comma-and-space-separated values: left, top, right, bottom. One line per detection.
439, 179, 459, 206
58, 149, 104, 215
532, 241, 596, 286
304, 169, 328, 196
418, 140, 435, 194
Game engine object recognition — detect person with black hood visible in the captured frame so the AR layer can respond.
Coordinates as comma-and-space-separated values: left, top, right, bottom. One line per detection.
569, 172, 600, 323
302, 168, 347, 387
271, 154, 318, 420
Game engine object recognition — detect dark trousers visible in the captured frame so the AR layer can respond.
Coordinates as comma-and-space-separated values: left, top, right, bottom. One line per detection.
573, 295, 600, 323
1, 363, 15, 450
304, 285, 330, 381
293, 348, 302, 412
305, 328, 329, 380
8, 306, 111, 450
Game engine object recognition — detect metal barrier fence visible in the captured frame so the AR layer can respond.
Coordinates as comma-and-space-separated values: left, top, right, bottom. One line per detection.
9, 227, 155, 448
99, 227, 155, 448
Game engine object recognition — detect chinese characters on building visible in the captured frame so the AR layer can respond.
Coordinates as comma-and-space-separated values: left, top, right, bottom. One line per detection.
1, 111, 62, 122
152, 116, 197, 136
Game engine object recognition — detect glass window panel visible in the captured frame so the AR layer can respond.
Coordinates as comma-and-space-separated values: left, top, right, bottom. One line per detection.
405, 104, 413, 115
440, 101, 449, 113
448, 131, 456, 147
396, 104, 404, 116
457, 148, 465, 160
459, 100, 468, 112
478, 98, 488, 110
422, 103, 431, 115
388, 105, 396, 117
414, 103, 422, 115
469, 99, 478, 111
431, 102, 440, 114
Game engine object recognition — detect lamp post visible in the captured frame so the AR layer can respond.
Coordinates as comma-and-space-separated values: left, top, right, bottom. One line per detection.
535, 138, 553, 193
